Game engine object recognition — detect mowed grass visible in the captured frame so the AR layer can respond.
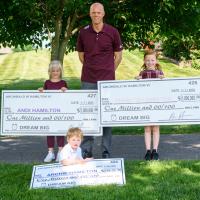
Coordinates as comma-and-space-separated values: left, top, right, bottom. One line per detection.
0, 49, 199, 88
0, 161, 200, 200
0, 49, 200, 134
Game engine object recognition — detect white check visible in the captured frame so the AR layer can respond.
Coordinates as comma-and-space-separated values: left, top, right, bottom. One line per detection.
1, 90, 101, 136
30, 159, 126, 189
98, 77, 200, 126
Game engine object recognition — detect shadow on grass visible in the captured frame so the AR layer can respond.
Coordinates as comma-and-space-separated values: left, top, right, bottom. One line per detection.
0, 161, 200, 200
124, 160, 200, 200
112, 124, 200, 135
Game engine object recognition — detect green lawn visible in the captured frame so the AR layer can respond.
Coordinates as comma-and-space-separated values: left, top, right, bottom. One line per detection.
0, 49, 199, 88
0, 161, 200, 200
0, 49, 200, 134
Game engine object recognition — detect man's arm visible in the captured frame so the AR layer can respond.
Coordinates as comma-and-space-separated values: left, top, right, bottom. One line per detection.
114, 51, 122, 70
78, 52, 84, 64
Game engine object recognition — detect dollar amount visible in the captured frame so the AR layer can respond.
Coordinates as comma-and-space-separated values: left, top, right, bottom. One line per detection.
178, 95, 200, 101
77, 107, 97, 113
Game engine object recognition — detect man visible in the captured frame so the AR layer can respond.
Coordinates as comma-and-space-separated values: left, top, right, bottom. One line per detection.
76, 2, 123, 158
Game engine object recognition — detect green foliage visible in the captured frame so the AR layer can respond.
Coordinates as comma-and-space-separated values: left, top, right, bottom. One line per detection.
158, 0, 200, 60
190, 50, 200, 70
13, 45, 34, 52
191, 60, 200, 70
0, 0, 43, 48
162, 36, 192, 60
1, 0, 200, 62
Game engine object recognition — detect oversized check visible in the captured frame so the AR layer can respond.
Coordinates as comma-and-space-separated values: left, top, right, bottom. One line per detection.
98, 77, 200, 126
1, 90, 101, 136
30, 158, 126, 189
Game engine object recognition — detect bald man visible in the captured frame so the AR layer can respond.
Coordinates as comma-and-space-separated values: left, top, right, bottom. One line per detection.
77, 2, 123, 159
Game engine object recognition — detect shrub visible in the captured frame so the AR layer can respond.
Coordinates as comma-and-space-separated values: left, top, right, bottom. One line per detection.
190, 49, 200, 70
13, 45, 34, 52
162, 37, 191, 61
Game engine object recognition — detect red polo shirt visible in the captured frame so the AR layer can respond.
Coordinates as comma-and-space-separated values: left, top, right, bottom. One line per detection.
76, 23, 123, 83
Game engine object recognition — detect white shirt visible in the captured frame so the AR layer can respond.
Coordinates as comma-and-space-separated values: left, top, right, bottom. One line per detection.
59, 143, 82, 162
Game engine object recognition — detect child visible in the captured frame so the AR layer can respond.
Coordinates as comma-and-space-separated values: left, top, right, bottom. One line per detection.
38, 60, 68, 162
136, 50, 164, 161
59, 127, 92, 165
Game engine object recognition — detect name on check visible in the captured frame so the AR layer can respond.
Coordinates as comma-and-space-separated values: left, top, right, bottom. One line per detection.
1, 90, 101, 136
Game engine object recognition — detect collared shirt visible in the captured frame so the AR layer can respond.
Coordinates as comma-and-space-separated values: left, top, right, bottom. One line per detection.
139, 70, 164, 79
59, 143, 82, 162
77, 23, 123, 83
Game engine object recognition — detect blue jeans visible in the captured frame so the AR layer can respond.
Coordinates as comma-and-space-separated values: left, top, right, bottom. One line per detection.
81, 81, 112, 155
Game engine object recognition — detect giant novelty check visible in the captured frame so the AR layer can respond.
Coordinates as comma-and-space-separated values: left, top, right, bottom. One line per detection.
30, 158, 126, 189
98, 77, 200, 126
1, 90, 101, 136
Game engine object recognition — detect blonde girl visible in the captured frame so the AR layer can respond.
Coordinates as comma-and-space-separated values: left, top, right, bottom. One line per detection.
39, 60, 67, 162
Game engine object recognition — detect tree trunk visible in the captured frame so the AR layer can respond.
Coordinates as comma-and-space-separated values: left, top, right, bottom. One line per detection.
50, 12, 77, 65
58, 40, 68, 64
50, 0, 65, 62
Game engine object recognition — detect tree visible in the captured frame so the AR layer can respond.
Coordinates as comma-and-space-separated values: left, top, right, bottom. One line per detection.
122, 0, 200, 60
0, 0, 89, 63
1, 0, 130, 63
0, 0, 199, 64
158, 0, 200, 60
